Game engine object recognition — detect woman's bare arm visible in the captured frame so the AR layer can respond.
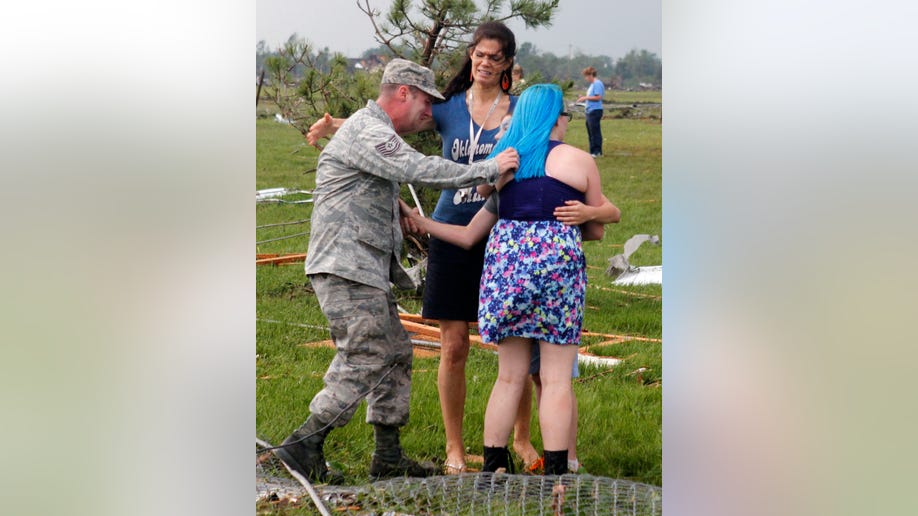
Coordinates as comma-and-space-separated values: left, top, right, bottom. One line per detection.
307, 112, 436, 147
571, 154, 621, 241
554, 195, 620, 226
399, 199, 496, 250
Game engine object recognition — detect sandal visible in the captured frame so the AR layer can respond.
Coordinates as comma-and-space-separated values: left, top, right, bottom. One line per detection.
525, 456, 544, 474
444, 462, 468, 475
512, 443, 540, 469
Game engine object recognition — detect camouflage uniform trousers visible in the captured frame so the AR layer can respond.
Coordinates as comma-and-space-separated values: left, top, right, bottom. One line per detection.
307, 273, 413, 428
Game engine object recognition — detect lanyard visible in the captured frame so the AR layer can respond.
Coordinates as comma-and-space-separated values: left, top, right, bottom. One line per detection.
466, 89, 502, 164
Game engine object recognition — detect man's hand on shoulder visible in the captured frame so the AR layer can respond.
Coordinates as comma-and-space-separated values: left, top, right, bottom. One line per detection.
494, 148, 519, 175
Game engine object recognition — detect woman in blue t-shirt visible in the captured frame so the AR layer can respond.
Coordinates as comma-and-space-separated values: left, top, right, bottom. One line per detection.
422, 21, 526, 475
305, 21, 540, 475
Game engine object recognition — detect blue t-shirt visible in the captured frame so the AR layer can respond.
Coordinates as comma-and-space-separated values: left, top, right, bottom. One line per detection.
430, 93, 518, 224
585, 78, 605, 113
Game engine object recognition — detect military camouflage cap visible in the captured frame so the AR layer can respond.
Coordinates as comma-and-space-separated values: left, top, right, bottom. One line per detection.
381, 58, 445, 100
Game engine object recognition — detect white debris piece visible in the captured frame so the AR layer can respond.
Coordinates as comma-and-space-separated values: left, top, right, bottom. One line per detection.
577, 354, 622, 368
612, 265, 662, 286
256, 187, 289, 200
607, 234, 662, 285
256, 188, 314, 204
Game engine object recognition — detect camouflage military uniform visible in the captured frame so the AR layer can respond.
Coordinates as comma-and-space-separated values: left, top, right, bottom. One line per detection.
305, 99, 502, 428
308, 274, 413, 426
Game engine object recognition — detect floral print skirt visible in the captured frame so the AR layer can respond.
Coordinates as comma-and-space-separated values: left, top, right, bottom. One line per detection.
477, 219, 586, 345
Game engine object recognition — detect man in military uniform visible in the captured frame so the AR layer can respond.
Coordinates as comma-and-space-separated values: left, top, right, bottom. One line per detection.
275, 58, 519, 483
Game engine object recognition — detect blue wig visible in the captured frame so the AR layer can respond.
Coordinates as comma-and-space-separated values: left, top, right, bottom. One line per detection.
487, 83, 564, 181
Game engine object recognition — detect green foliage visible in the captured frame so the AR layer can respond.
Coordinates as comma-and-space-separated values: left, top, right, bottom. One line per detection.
513, 47, 662, 90
263, 55, 285, 77
258, 1, 562, 137
516, 48, 614, 85
372, 0, 557, 66
399, 129, 447, 216
613, 49, 662, 88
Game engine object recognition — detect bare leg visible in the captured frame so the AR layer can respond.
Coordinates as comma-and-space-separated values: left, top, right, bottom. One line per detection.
483, 337, 532, 447
537, 342, 577, 451
569, 392, 580, 468
512, 379, 540, 466
513, 381, 539, 466
534, 363, 581, 470
438, 320, 471, 471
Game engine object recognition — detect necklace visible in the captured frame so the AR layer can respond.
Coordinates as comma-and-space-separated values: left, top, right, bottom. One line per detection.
466, 89, 502, 164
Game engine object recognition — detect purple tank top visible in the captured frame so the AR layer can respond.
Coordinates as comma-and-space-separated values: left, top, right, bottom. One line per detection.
498, 141, 586, 221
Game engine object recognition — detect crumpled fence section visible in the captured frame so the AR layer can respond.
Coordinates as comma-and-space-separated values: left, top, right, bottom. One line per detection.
258, 441, 662, 515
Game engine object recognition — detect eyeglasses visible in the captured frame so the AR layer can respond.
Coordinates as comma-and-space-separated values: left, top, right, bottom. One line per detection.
560, 111, 573, 122
471, 49, 506, 64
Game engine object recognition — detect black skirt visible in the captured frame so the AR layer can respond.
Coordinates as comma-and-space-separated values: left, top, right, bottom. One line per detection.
421, 236, 487, 322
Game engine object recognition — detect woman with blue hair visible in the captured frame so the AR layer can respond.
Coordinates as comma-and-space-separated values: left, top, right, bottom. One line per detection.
403, 83, 620, 475
481, 83, 618, 475
480, 83, 612, 475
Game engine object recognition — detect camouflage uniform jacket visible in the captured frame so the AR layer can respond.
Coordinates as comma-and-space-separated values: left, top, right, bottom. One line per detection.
305, 100, 501, 292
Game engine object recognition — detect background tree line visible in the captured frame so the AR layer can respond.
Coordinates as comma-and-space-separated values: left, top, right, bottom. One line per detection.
256, 37, 661, 94
256, 1, 660, 136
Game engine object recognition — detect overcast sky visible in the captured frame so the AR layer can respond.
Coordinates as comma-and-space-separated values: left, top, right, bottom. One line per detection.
256, 0, 661, 60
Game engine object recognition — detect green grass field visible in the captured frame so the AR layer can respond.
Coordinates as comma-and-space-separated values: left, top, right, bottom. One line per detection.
256, 94, 662, 500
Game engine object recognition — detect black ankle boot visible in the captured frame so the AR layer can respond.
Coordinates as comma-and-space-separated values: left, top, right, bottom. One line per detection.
543, 449, 568, 476
483, 446, 514, 473
274, 416, 343, 484
369, 424, 438, 479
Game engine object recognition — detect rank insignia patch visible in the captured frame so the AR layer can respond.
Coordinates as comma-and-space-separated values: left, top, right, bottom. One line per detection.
375, 135, 402, 157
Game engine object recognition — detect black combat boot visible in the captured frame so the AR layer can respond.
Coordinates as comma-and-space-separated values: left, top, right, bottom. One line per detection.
274, 415, 343, 484
543, 449, 569, 476
482, 445, 515, 473
369, 424, 439, 479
